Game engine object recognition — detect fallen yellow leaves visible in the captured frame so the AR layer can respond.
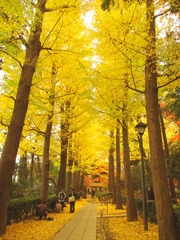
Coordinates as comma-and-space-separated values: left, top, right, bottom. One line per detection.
99, 203, 159, 240
0, 199, 88, 240
104, 217, 159, 240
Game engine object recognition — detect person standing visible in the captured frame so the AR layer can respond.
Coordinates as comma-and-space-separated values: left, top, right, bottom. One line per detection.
68, 189, 76, 213
91, 188, 95, 199
58, 189, 66, 211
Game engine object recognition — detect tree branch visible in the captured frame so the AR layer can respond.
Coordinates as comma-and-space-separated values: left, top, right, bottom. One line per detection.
126, 84, 145, 94
154, 8, 171, 19
0, 49, 22, 68
157, 76, 180, 89
0, 116, 9, 127
0, 94, 16, 102
44, 4, 76, 12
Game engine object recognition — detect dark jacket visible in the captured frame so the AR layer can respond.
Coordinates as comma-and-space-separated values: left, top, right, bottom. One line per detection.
38, 203, 47, 216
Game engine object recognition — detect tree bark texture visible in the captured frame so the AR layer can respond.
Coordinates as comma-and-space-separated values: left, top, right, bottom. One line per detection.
122, 118, 137, 221
159, 105, 177, 202
76, 170, 81, 192
0, 0, 47, 235
40, 115, 53, 202
37, 156, 42, 178
116, 124, 123, 209
67, 134, 73, 194
67, 159, 73, 194
57, 102, 70, 193
108, 129, 116, 204
30, 153, 34, 179
40, 63, 55, 202
18, 151, 27, 181
145, 0, 179, 238
73, 160, 78, 190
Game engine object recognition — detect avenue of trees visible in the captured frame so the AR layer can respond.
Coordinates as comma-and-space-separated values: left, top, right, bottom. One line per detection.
0, 0, 179, 239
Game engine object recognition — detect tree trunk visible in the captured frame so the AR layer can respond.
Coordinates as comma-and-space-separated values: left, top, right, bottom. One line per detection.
145, 0, 179, 238
67, 134, 73, 194
116, 123, 123, 209
37, 156, 42, 178
159, 105, 177, 203
40, 113, 53, 202
122, 118, 137, 221
67, 159, 73, 194
57, 102, 70, 193
0, 0, 47, 235
80, 171, 85, 190
40, 63, 55, 202
108, 129, 116, 204
73, 160, 78, 190
18, 151, 27, 181
76, 169, 81, 192
30, 153, 34, 180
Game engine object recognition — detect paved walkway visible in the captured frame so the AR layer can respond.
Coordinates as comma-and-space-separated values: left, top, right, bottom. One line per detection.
53, 203, 98, 240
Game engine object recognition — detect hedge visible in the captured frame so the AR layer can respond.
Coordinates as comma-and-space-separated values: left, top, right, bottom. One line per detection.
136, 198, 180, 227
7, 195, 57, 225
7, 192, 85, 225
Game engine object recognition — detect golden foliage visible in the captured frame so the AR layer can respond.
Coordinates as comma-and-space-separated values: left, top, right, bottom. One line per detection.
98, 203, 159, 240
0, 200, 88, 240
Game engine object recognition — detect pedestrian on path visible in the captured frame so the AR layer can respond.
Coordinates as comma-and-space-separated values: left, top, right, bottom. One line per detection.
91, 188, 95, 199
68, 189, 76, 213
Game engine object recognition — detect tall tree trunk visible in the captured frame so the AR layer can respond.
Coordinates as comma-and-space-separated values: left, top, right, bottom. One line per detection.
40, 63, 55, 202
73, 160, 78, 190
30, 153, 34, 180
37, 156, 42, 178
57, 101, 70, 193
76, 169, 81, 192
18, 151, 27, 181
40, 116, 52, 202
159, 105, 177, 203
145, 0, 179, 238
80, 171, 85, 191
116, 123, 123, 209
40, 115, 53, 202
108, 129, 116, 204
67, 159, 73, 194
67, 134, 73, 194
122, 118, 137, 221
0, 0, 47, 235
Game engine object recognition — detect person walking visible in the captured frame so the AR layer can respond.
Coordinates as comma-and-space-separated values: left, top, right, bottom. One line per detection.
58, 189, 66, 211
68, 189, 76, 213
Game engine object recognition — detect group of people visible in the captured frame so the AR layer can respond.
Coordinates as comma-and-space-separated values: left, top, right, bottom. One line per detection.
36, 189, 77, 220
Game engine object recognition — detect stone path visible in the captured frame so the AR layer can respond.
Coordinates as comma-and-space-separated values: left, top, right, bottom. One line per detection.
53, 203, 97, 240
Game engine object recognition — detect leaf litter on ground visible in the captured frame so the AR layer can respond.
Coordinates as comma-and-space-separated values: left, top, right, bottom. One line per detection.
97, 203, 159, 240
0, 199, 159, 240
0, 199, 88, 240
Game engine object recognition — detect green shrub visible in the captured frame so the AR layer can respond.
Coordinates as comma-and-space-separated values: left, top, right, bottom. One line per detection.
136, 199, 156, 223
173, 205, 180, 228
136, 199, 180, 227
147, 200, 157, 223
96, 191, 112, 201
7, 195, 57, 225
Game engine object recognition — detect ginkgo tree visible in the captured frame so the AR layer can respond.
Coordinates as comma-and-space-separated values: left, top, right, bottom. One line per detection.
0, 0, 83, 235
0, 0, 179, 238
89, 0, 180, 239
